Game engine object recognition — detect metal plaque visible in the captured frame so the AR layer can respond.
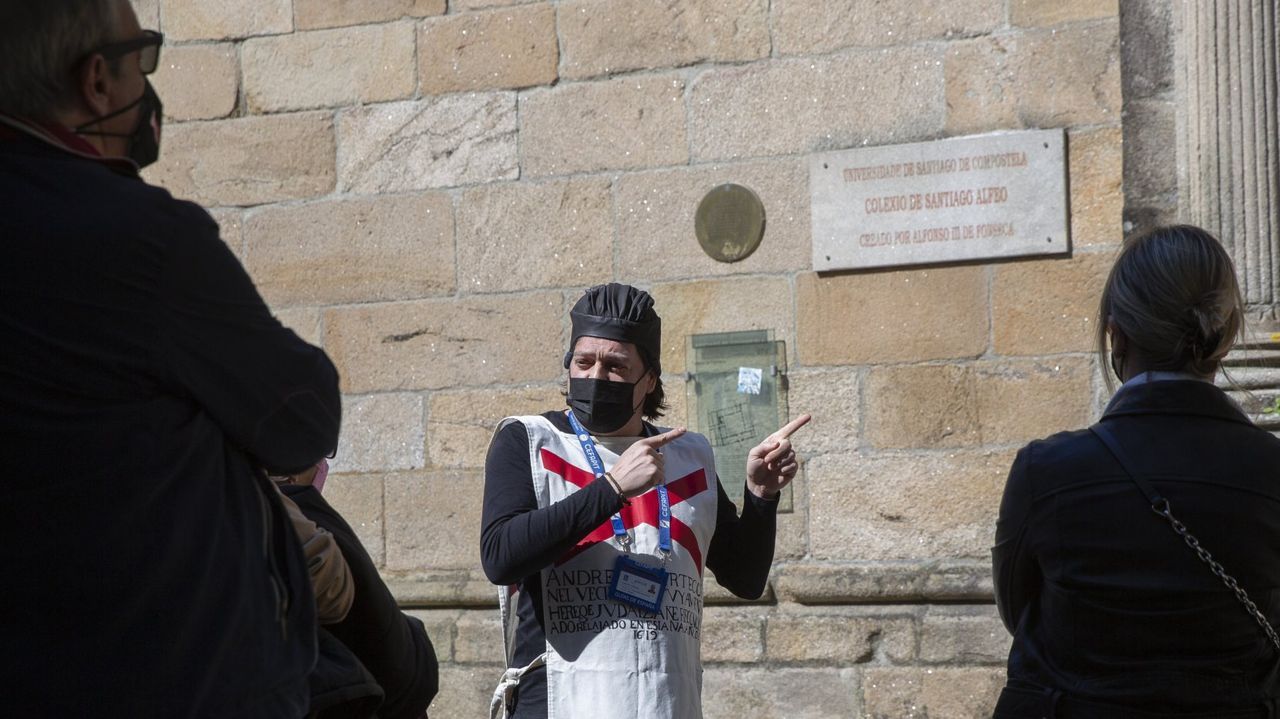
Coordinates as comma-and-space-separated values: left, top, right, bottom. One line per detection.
685, 330, 793, 512
811, 128, 1070, 271
695, 183, 766, 263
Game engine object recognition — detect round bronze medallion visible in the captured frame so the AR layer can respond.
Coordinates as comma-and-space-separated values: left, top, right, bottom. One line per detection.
694, 183, 766, 263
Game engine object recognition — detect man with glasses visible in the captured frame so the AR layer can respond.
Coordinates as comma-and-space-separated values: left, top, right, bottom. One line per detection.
0, 2, 341, 717
72, 27, 164, 167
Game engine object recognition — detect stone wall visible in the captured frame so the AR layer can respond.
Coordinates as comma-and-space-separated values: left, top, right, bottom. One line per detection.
135, 0, 1124, 715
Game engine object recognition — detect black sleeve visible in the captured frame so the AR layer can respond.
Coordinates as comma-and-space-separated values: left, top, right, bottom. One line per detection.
993, 444, 1041, 634
480, 420, 626, 586
155, 210, 340, 475
704, 477, 779, 600
281, 485, 438, 719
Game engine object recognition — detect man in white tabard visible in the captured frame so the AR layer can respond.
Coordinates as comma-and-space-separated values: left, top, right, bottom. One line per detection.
482, 283, 809, 719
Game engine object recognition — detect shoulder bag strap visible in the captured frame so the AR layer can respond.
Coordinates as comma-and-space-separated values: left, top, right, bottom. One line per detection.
1090, 423, 1280, 653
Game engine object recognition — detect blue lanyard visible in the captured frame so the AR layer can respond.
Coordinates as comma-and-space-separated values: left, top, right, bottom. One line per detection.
566, 410, 671, 556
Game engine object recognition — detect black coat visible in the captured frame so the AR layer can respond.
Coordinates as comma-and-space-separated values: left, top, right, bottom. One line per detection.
0, 122, 341, 716
282, 485, 440, 719
994, 379, 1280, 715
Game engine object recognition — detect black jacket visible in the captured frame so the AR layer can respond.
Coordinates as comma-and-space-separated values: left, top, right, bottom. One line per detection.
282, 485, 440, 719
994, 379, 1280, 714
0, 121, 341, 716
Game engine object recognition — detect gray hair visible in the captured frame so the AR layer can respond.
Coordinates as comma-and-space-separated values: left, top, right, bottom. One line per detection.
1097, 225, 1245, 390
0, 0, 126, 120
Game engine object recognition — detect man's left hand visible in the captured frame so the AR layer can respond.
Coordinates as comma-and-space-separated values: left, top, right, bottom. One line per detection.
745, 414, 811, 499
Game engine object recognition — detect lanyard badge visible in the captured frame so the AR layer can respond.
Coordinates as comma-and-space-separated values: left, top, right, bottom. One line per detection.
609, 554, 669, 614
567, 410, 671, 613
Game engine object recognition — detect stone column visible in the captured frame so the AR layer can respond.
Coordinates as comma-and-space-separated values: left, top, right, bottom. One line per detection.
1175, 0, 1280, 306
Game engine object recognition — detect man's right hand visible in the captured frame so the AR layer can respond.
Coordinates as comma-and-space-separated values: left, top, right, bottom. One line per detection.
608, 428, 686, 498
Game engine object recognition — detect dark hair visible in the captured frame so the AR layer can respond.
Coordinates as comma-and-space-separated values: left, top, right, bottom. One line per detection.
640, 354, 668, 420
0, 0, 125, 120
1097, 224, 1245, 389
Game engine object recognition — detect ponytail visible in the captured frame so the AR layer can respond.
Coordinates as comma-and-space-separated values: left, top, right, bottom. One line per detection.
1097, 225, 1244, 389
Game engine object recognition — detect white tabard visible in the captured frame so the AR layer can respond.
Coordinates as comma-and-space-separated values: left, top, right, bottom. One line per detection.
493, 414, 720, 719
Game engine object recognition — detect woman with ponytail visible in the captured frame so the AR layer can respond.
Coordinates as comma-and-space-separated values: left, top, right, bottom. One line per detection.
993, 226, 1280, 717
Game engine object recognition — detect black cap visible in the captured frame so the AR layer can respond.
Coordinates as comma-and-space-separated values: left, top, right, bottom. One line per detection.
564, 283, 661, 373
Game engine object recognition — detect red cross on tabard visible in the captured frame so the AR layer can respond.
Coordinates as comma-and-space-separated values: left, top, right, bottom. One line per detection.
540, 448, 710, 574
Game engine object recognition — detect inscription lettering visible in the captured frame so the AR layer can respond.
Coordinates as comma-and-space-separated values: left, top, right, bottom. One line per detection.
812, 129, 1068, 270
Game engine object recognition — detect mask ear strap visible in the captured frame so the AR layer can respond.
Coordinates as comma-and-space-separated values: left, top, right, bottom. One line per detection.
74, 89, 146, 135
631, 367, 656, 424
74, 128, 132, 138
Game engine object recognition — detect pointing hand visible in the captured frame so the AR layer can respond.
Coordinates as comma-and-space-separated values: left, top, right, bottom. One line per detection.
608, 427, 686, 498
745, 414, 811, 499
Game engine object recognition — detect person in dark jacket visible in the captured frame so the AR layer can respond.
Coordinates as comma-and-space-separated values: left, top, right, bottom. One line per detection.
0, 2, 340, 716
993, 225, 1280, 717
280, 474, 440, 719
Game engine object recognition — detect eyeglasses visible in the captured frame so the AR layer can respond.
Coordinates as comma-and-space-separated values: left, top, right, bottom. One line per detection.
91, 30, 164, 75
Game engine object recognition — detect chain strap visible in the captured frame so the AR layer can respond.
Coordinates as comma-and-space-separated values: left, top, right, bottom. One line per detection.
1150, 498, 1280, 652
1090, 423, 1280, 655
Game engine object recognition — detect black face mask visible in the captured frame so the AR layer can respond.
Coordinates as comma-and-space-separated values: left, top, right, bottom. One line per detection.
75, 79, 163, 168
567, 375, 647, 435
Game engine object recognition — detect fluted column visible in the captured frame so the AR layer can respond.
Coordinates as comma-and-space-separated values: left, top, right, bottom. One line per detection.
1176, 0, 1280, 306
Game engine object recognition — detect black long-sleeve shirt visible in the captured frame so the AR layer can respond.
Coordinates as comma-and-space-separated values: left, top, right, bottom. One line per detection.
481, 411, 779, 717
